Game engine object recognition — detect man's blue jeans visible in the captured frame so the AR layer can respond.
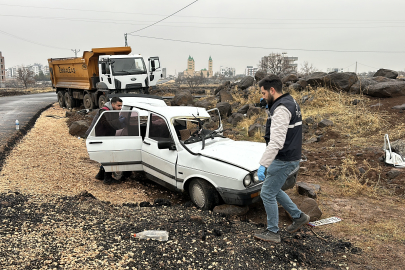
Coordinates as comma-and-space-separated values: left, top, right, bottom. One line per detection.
260, 159, 301, 233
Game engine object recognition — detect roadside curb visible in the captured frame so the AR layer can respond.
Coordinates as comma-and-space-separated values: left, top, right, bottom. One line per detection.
0, 103, 54, 172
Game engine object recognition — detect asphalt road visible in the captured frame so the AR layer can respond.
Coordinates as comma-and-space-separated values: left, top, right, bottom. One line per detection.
0, 92, 57, 147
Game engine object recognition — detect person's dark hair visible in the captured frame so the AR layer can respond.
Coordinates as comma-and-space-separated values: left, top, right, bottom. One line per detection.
111, 97, 123, 104
258, 75, 283, 93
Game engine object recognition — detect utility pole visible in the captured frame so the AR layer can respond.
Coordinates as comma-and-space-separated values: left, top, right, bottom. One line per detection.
124, 33, 128, 47
71, 49, 80, 57
355, 61, 357, 74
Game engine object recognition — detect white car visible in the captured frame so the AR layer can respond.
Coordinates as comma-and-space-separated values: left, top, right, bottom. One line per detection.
86, 95, 299, 210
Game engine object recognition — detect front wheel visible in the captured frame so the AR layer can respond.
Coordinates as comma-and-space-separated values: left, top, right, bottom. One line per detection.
189, 179, 220, 210
83, 93, 94, 110
64, 92, 75, 109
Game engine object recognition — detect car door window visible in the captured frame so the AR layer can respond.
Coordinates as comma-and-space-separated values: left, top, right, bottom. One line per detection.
148, 113, 171, 141
94, 110, 139, 137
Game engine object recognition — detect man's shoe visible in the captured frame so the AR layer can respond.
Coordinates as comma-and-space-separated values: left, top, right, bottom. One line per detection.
254, 229, 281, 243
286, 213, 310, 233
95, 167, 105, 180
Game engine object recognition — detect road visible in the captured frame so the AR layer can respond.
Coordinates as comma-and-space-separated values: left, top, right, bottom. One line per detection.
0, 92, 56, 146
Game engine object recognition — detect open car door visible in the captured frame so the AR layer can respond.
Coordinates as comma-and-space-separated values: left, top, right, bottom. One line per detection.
86, 109, 143, 172
148, 57, 162, 86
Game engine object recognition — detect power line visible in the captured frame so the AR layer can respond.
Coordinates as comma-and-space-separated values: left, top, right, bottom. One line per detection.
357, 62, 379, 70
2, 3, 405, 22
127, 0, 199, 34
0, 29, 69, 50
128, 34, 405, 54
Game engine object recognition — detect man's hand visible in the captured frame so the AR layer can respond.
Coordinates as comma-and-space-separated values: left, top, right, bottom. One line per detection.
257, 165, 266, 181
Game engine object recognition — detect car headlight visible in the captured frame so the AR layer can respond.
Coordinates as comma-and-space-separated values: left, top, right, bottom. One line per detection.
253, 171, 260, 183
243, 174, 252, 187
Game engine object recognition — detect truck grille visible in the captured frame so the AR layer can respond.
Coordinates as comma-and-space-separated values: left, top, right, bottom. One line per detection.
126, 83, 142, 89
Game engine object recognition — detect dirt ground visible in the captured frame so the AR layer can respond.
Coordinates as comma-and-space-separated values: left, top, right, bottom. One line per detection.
1, 95, 405, 269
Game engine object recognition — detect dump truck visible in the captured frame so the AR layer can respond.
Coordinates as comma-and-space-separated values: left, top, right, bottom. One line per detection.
48, 47, 162, 109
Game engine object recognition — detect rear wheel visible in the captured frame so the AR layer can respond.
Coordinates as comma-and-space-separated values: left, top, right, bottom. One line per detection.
98, 95, 108, 109
189, 179, 219, 210
83, 93, 94, 110
57, 91, 65, 108
64, 92, 75, 109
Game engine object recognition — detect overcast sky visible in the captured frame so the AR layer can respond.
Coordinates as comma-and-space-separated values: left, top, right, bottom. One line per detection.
1, 0, 405, 75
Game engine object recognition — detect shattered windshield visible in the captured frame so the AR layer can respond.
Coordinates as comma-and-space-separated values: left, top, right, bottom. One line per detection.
173, 110, 222, 144
111, 58, 147, 76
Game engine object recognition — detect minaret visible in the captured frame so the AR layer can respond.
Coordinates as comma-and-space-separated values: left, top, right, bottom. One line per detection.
187, 55, 195, 76
208, 56, 213, 77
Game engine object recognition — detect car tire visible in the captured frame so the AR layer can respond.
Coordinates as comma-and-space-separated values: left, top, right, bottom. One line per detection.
57, 91, 65, 108
189, 179, 219, 210
83, 93, 94, 110
64, 92, 75, 109
98, 95, 108, 109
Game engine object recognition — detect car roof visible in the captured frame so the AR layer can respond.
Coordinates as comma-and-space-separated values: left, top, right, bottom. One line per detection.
132, 103, 211, 119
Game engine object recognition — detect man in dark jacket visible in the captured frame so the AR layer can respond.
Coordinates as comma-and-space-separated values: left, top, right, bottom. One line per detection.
85, 97, 124, 185
254, 75, 309, 243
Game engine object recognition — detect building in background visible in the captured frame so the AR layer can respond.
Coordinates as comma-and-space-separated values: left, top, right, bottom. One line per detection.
219, 66, 236, 77
327, 68, 343, 73
162, 68, 167, 79
0, 51, 5, 88
245, 66, 258, 76
182, 56, 213, 78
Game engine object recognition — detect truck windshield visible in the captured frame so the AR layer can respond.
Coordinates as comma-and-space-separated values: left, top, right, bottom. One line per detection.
111, 58, 146, 76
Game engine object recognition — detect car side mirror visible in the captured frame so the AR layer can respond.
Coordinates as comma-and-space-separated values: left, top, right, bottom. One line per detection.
158, 140, 176, 150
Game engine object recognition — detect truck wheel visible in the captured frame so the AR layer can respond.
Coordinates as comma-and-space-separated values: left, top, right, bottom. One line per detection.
83, 93, 94, 110
64, 92, 75, 109
98, 95, 108, 109
189, 179, 219, 210
57, 91, 65, 108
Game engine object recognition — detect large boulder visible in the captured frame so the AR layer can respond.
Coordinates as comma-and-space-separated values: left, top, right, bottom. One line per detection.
214, 81, 231, 95
363, 80, 405, 98
194, 96, 216, 110
290, 197, 322, 222
282, 74, 299, 84
216, 102, 232, 117
69, 120, 89, 137
306, 72, 327, 87
231, 113, 244, 126
254, 70, 267, 83
238, 76, 255, 90
246, 106, 261, 118
219, 90, 234, 102
373, 68, 398, 79
391, 139, 405, 157
323, 72, 358, 92
237, 104, 250, 114
248, 123, 265, 137
171, 90, 193, 106
297, 79, 308, 89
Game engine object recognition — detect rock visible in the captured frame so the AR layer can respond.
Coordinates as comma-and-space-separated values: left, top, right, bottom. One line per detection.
254, 70, 267, 83
295, 197, 322, 222
154, 198, 171, 207
282, 74, 299, 84
296, 182, 321, 199
227, 114, 234, 123
246, 106, 261, 118
323, 72, 358, 92
301, 95, 313, 104
302, 123, 309, 133
254, 117, 267, 125
236, 104, 250, 114
69, 120, 89, 137
190, 215, 205, 224
238, 76, 255, 90
318, 119, 333, 128
195, 96, 216, 110
387, 169, 401, 180
297, 79, 308, 89
219, 90, 234, 102
373, 68, 398, 79
248, 123, 265, 137
392, 104, 405, 110
66, 111, 74, 117
213, 204, 249, 216
364, 80, 405, 98
358, 167, 366, 174
304, 137, 319, 144
214, 81, 231, 95
390, 139, 405, 157
171, 90, 193, 106
231, 113, 244, 126
216, 102, 232, 117
352, 99, 361, 105
304, 117, 315, 125
289, 83, 302, 92
306, 72, 327, 87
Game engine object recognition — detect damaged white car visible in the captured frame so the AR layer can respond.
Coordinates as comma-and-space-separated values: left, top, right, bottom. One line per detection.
86, 95, 299, 210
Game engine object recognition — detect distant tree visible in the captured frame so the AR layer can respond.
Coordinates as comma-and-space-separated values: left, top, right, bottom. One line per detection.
17, 66, 35, 88
299, 61, 319, 76
34, 71, 50, 81
184, 75, 206, 88
259, 53, 296, 76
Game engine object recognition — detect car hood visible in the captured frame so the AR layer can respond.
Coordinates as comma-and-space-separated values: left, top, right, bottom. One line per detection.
187, 138, 266, 171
